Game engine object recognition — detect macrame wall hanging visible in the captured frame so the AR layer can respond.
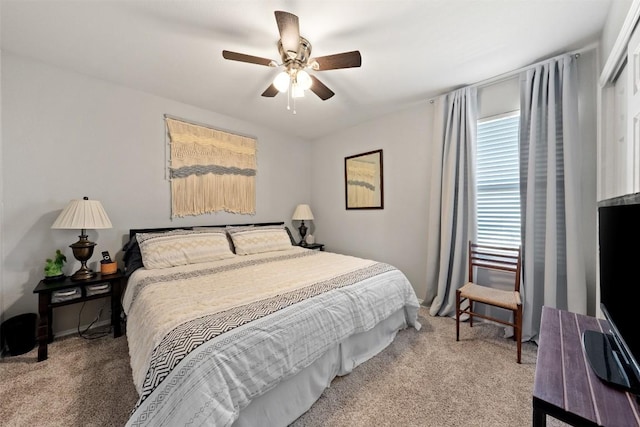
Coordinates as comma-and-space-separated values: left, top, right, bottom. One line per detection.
165, 117, 257, 218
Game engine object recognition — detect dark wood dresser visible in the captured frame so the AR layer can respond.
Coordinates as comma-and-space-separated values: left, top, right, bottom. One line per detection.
533, 306, 640, 426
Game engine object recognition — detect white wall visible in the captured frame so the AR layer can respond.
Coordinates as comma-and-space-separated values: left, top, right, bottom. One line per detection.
1, 52, 311, 333
477, 77, 519, 120
310, 104, 433, 300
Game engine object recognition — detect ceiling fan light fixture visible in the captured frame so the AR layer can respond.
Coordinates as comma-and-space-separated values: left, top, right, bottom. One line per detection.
273, 71, 290, 92
222, 11, 361, 106
296, 70, 312, 91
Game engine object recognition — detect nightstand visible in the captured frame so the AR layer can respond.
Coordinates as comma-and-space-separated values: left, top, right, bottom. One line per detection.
32, 270, 124, 361
301, 243, 324, 251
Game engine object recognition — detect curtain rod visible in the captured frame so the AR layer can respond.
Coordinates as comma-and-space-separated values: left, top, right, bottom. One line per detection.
428, 43, 597, 103
163, 113, 258, 140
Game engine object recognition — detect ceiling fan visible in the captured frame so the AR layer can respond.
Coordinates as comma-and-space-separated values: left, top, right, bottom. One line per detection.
222, 10, 362, 104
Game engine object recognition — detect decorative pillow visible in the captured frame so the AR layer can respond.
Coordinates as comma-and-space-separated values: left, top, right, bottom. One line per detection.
226, 226, 293, 255
136, 229, 235, 269
283, 226, 296, 246
193, 226, 236, 253
222, 225, 254, 248
122, 235, 144, 276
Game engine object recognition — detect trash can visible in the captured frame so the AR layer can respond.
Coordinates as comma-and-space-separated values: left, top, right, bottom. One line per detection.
1, 313, 37, 356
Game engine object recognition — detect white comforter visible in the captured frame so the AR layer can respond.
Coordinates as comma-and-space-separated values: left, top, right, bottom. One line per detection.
124, 247, 420, 427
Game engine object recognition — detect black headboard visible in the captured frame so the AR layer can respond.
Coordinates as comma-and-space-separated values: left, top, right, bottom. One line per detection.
128, 222, 286, 239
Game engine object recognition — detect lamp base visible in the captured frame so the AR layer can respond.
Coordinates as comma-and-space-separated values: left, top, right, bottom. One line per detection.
71, 266, 96, 281
69, 231, 97, 281
298, 221, 308, 246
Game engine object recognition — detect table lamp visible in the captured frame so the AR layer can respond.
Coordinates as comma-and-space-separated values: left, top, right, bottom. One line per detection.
51, 196, 112, 281
292, 204, 314, 246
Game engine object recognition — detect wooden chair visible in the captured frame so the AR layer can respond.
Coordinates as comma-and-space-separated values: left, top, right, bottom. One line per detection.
456, 242, 523, 363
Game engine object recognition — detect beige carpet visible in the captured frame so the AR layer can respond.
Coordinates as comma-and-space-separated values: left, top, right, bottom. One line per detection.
0, 307, 560, 426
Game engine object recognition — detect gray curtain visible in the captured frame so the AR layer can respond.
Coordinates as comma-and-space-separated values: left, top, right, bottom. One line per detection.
425, 87, 478, 316
519, 55, 586, 340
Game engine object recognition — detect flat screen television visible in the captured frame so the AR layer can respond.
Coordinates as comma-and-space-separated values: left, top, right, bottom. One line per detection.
583, 195, 640, 394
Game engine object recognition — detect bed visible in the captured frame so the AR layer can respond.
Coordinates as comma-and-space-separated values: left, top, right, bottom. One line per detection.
121, 222, 421, 426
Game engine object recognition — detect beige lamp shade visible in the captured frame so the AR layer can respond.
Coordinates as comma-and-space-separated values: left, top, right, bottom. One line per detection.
292, 204, 314, 221
51, 198, 112, 230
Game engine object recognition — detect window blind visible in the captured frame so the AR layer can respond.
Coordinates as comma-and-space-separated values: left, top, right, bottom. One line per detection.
476, 113, 521, 248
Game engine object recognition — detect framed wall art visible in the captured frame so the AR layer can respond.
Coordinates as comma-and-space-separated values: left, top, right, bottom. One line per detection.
345, 149, 383, 210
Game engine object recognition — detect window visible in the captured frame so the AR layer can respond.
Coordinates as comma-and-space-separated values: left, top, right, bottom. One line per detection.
476, 112, 521, 248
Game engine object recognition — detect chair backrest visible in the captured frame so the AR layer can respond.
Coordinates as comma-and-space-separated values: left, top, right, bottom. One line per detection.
468, 242, 522, 292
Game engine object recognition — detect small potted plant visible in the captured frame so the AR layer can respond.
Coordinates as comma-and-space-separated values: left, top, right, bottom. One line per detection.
44, 249, 66, 282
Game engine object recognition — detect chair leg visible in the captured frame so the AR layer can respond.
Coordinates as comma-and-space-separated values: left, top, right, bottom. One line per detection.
515, 305, 523, 364
456, 290, 461, 341
469, 300, 473, 328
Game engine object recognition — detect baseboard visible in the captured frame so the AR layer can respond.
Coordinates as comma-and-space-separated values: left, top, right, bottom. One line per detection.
55, 319, 112, 338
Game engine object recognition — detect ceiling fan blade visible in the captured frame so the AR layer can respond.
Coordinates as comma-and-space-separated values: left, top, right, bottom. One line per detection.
275, 11, 300, 54
310, 75, 335, 100
313, 51, 362, 70
222, 50, 275, 67
261, 84, 279, 97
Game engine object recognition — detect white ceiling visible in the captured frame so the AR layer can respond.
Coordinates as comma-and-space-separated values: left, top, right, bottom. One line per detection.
1, 0, 612, 140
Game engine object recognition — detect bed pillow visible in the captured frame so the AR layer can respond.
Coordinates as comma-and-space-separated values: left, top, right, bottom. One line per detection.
226, 225, 293, 255
137, 229, 235, 269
